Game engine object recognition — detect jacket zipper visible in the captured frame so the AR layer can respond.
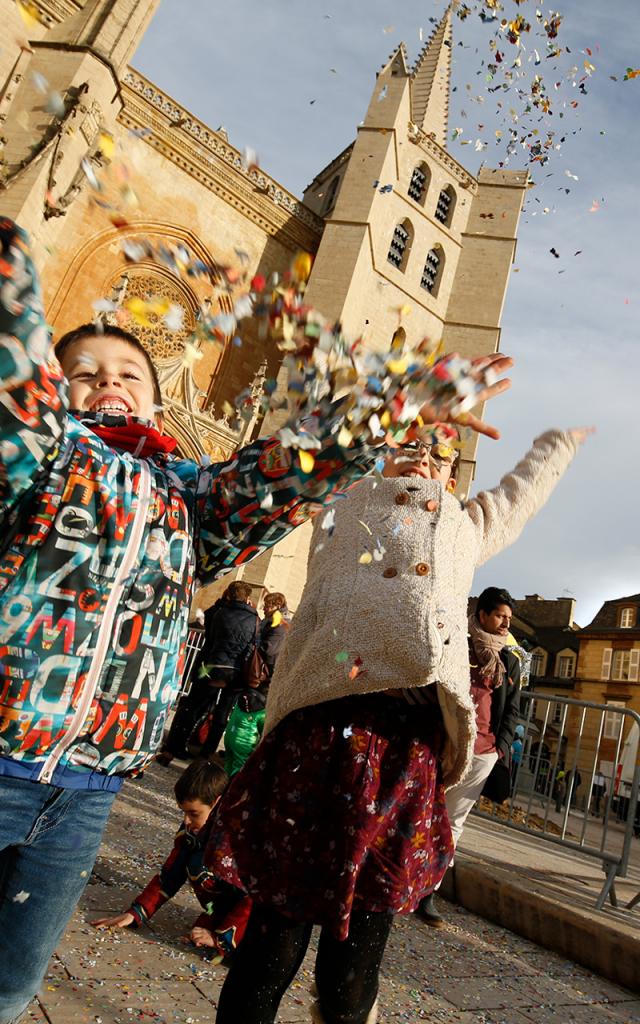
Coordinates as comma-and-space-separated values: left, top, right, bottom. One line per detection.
38, 462, 152, 784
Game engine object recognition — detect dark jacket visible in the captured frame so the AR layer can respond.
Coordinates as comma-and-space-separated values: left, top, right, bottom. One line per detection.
491, 647, 522, 762
259, 619, 289, 677
0, 220, 377, 790
200, 599, 259, 680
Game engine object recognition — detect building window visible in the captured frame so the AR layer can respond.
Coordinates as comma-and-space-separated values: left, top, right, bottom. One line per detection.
530, 652, 546, 677
434, 184, 456, 226
421, 247, 443, 294
619, 607, 635, 628
603, 701, 625, 741
387, 221, 413, 272
611, 650, 631, 681
323, 175, 340, 215
551, 702, 564, 726
557, 655, 574, 679
408, 163, 429, 205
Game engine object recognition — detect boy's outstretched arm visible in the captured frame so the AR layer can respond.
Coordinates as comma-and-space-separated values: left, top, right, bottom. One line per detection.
0, 219, 67, 517
194, 408, 378, 580
194, 353, 513, 580
466, 428, 591, 566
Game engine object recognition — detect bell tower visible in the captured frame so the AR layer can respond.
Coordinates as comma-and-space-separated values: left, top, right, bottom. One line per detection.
302, 4, 527, 495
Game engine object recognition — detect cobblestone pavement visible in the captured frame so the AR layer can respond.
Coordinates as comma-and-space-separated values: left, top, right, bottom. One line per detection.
28, 765, 640, 1024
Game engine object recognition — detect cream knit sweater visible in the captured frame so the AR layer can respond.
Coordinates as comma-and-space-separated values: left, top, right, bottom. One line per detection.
265, 430, 578, 787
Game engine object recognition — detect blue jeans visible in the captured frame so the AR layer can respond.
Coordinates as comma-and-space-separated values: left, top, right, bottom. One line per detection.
0, 777, 115, 1023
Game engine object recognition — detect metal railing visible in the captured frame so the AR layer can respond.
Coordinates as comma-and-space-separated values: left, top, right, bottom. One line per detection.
472, 691, 640, 911
180, 626, 206, 697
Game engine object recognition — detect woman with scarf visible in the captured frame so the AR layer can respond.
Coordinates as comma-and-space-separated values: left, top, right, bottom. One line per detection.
418, 586, 521, 927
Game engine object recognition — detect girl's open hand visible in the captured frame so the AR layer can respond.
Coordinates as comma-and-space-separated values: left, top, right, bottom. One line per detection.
420, 354, 513, 440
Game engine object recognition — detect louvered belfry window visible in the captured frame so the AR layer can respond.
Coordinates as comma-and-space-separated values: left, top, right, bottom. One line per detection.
421, 248, 441, 292
387, 223, 410, 269
408, 165, 427, 203
435, 187, 453, 225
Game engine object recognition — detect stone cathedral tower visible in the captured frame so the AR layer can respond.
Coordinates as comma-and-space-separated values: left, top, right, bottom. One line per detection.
302, 5, 528, 493
0, 0, 527, 611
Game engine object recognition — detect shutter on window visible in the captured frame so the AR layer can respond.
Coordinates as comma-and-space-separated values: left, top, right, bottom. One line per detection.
601, 648, 612, 680
629, 649, 640, 682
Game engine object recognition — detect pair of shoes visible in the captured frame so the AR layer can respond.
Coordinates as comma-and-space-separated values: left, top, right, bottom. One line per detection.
415, 893, 445, 929
310, 999, 378, 1023
155, 752, 175, 767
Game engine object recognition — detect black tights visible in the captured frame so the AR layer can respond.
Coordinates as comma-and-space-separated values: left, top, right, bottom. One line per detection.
216, 906, 393, 1024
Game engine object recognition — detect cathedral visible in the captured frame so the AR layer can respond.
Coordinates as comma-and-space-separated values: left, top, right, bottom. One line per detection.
0, 0, 527, 610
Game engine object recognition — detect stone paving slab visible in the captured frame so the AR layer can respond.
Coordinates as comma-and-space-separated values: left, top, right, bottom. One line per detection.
27, 765, 639, 1023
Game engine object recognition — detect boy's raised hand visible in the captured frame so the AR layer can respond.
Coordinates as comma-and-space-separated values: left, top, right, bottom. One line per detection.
420, 353, 513, 440
91, 911, 135, 929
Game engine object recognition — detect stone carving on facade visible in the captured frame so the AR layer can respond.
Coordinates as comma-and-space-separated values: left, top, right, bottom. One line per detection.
121, 70, 324, 240
104, 267, 245, 463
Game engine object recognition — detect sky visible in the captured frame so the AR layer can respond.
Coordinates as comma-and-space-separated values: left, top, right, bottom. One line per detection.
135, 0, 640, 628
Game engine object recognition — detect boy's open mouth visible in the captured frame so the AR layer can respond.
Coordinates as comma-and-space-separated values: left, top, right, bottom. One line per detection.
89, 395, 133, 414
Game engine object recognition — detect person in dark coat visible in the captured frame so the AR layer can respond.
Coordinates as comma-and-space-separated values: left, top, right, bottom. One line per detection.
223, 593, 291, 777
258, 592, 290, 676
159, 581, 259, 762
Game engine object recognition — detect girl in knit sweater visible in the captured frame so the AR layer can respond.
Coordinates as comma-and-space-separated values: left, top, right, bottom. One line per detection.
207, 423, 590, 1024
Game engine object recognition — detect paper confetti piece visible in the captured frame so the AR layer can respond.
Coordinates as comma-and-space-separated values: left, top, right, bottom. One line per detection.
298, 449, 315, 474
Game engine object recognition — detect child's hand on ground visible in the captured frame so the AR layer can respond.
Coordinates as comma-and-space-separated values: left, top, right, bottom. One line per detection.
91, 911, 135, 929
420, 353, 513, 440
189, 925, 216, 947
569, 426, 595, 445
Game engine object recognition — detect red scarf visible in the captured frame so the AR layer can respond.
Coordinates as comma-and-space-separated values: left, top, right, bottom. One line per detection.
75, 413, 178, 458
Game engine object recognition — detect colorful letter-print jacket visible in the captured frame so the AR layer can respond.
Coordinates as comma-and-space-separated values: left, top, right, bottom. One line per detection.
128, 813, 251, 955
0, 219, 376, 790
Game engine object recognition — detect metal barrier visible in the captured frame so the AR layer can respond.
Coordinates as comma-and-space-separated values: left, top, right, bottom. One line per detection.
472, 691, 640, 911
180, 626, 205, 697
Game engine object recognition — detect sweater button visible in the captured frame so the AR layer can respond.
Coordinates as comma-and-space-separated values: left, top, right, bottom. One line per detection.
425, 499, 439, 512
415, 562, 430, 576
382, 567, 398, 579
394, 492, 409, 506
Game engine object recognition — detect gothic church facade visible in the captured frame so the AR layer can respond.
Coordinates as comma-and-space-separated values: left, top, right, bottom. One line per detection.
0, 0, 527, 609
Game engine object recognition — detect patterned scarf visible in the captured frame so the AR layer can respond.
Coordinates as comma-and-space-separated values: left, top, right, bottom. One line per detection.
468, 613, 506, 688
73, 411, 178, 458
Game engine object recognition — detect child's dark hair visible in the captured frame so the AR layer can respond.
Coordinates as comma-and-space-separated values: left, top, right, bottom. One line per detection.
55, 322, 162, 407
476, 587, 515, 616
174, 758, 228, 806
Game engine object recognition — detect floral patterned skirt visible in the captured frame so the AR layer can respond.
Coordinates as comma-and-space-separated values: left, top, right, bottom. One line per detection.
206, 693, 453, 940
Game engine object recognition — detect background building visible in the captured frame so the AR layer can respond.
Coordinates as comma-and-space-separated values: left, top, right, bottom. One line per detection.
0, 0, 527, 609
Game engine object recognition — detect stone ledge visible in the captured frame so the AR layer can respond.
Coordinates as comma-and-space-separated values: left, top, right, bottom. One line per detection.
440, 853, 640, 994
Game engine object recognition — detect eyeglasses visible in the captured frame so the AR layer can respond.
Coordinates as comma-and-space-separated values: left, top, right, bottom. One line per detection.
396, 440, 457, 467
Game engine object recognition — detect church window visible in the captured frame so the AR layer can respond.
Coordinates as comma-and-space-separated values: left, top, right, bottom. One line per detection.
387, 220, 413, 272
408, 163, 429, 205
435, 184, 456, 226
323, 175, 340, 214
420, 247, 443, 294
